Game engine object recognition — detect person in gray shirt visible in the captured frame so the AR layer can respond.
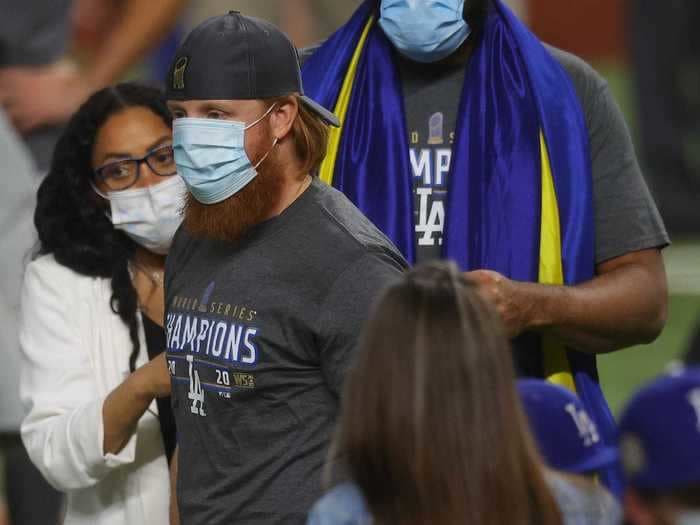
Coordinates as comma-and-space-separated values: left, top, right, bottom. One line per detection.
164, 13, 407, 524
299, 0, 669, 363
0, 0, 188, 171
300, 0, 668, 498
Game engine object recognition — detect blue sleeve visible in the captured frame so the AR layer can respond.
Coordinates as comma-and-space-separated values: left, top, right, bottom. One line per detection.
306, 484, 373, 525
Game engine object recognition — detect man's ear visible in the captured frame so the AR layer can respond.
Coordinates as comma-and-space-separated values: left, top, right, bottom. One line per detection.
269, 96, 298, 142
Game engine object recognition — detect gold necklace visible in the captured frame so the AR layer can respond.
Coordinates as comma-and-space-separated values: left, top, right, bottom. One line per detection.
129, 261, 164, 286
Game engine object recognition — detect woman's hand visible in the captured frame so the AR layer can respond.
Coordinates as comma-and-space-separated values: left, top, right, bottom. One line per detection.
134, 352, 172, 400
103, 352, 172, 455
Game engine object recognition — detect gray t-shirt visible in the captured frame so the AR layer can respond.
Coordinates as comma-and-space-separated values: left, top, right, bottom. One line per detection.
301, 43, 669, 265
165, 178, 407, 525
0, 0, 72, 171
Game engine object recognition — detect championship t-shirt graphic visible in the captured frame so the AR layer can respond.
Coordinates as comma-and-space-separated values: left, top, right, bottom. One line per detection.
166, 280, 259, 416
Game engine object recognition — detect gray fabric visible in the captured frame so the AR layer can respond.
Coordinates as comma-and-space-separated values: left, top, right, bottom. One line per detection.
0, 111, 38, 432
306, 476, 622, 525
549, 46, 669, 263
0, 0, 72, 172
300, 43, 669, 265
547, 473, 622, 525
0, 1, 71, 67
165, 178, 407, 524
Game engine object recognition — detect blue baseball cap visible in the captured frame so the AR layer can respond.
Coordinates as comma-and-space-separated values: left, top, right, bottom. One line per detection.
618, 369, 700, 490
518, 379, 618, 475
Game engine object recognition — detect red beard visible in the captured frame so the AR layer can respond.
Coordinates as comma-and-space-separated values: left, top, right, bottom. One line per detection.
182, 149, 285, 243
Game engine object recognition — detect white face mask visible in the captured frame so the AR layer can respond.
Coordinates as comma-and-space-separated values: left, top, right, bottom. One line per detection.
92, 175, 186, 254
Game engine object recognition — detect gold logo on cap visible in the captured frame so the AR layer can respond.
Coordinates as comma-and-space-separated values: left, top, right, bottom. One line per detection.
173, 57, 188, 90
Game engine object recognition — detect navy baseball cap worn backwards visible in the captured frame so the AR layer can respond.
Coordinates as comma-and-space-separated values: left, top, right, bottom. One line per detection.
618, 369, 700, 490
518, 379, 618, 475
166, 11, 339, 127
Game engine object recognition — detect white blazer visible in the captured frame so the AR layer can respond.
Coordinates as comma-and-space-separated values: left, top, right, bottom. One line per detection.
19, 255, 170, 525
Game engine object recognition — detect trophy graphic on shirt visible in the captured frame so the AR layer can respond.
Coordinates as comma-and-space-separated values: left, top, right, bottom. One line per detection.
428, 112, 445, 145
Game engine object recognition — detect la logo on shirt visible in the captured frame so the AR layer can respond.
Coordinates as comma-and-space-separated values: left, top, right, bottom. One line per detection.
410, 111, 455, 248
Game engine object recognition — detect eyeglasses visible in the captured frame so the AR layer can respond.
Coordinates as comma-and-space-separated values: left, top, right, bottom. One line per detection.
94, 144, 177, 191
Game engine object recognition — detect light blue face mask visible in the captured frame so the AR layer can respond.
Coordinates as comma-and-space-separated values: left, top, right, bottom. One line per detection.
172, 104, 278, 205
379, 0, 471, 63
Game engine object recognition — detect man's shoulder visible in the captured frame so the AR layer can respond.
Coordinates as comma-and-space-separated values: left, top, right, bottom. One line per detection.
309, 179, 406, 266
545, 44, 608, 107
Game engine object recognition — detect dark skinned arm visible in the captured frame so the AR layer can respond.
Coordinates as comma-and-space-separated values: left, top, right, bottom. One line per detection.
467, 248, 668, 354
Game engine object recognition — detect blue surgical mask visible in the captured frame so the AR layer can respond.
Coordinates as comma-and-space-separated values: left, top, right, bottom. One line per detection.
379, 0, 471, 63
172, 105, 278, 205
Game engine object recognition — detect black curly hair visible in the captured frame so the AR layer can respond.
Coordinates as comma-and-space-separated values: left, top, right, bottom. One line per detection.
35, 82, 173, 372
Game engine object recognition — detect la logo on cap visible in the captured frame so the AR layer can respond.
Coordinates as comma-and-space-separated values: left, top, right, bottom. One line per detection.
173, 57, 188, 90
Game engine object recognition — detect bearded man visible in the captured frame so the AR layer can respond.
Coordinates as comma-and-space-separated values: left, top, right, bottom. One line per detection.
163, 12, 407, 525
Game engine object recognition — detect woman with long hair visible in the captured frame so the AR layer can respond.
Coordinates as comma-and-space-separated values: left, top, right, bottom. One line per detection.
308, 262, 619, 524
19, 83, 182, 524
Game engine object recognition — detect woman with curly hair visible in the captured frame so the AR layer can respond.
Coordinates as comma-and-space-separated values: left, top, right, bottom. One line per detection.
18, 83, 183, 524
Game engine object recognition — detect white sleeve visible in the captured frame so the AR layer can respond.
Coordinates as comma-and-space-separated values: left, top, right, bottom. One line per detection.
19, 259, 137, 491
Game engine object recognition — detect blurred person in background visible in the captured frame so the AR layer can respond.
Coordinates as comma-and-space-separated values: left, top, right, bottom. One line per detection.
0, 2, 186, 523
0, 0, 187, 169
302, 0, 670, 494
518, 379, 618, 479
308, 262, 620, 525
164, 12, 406, 523
70, 0, 186, 87
619, 370, 700, 525
185, 0, 362, 48
19, 83, 180, 524
0, 112, 55, 525
630, 0, 700, 236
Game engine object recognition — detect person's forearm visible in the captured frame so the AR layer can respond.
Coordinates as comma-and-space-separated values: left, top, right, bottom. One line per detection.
522, 255, 667, 354
102, 366, 155, 456
84, 0, 187, 89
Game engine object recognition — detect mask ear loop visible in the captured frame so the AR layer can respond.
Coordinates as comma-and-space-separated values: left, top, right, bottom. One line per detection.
246, 103, 280, 170
253, 136, 279, 170
244, 103, 278, 131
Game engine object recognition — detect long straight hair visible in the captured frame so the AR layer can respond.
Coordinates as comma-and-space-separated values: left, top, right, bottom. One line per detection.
333, 262, 562, 525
